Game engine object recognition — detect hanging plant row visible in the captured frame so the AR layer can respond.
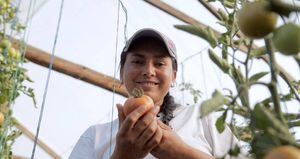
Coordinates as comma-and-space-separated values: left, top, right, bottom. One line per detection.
0, 0, 36, 158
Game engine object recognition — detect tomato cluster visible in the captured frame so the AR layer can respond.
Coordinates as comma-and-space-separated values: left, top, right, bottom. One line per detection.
237, 1, 300, 56
0, 39, 21, 61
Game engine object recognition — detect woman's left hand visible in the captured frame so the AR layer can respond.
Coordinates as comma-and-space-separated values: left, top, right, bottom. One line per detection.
151, 121, 214, 159
150, 120, 184, 158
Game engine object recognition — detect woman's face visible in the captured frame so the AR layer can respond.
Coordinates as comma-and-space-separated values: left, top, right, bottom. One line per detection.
121, 40, 176, 106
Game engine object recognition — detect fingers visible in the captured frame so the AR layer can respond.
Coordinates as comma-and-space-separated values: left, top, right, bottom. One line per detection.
135, 117, 158, 147
133, 106, 160, 133
144, 119, 163, 150
157, 120, 172, 131
117, 104, 125, 128
119, 105, 149, 132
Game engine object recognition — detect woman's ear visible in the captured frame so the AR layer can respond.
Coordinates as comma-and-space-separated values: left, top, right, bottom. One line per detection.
172, 70, 177, 83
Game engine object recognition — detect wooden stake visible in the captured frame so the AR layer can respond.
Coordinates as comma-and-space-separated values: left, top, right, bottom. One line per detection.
15, 123, 61, 159
25, 45, 128, 97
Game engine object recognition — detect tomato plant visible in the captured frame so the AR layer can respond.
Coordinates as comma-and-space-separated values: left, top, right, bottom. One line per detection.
175, 0, 300, 158
0, 0, 36, 158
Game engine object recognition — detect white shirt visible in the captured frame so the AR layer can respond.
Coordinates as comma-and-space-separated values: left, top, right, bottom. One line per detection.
69, 104, 244, 159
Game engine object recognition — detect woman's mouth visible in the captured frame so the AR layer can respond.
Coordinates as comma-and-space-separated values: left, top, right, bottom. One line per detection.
136, 81, 159, 88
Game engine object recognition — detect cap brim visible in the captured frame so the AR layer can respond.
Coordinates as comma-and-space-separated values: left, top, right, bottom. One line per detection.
122, 28, 177, 59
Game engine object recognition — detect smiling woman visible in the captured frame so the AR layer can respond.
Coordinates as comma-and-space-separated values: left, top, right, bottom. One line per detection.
69, 28, 245, 159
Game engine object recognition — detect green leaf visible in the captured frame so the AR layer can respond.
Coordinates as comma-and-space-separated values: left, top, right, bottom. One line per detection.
252, 104, 295, 143
249, 47, 266, 58
249, 72, 268, 82
200, 90, 228, 117
208, 49, 231, 73
228, 145, 241, 157
218, 33, 231, 46
221, 45, 228, 60
223, 0, 235, 8
230, 66, 249, 107
217, 9, 228, 21
230, 66, 245, 84
215, 111, 227, 133
175, 25, 217, 48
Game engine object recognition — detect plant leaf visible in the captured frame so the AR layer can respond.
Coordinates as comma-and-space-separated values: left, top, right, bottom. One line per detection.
249, 72, 268, 82
208, 49, 231, 73
249, 47, 266, 58
215, 111, 227, 133
175, 25, 217, 48
252, 104, 295, 143
200, 90, 228, 117
223, 0, 235, 8
217, 9, 228, 21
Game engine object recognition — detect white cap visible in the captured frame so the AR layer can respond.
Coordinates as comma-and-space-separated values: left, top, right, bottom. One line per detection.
122, 28, 177, 62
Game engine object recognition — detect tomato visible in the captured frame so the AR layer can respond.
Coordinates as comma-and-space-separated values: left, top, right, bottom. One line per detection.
0, 112, 4, 125
264, 146, 300, 159
0, 39, 11, 48
273, 23, 300, 56
7, 46, 21, 60
237, 1, 278, 39
0, 54, 4, 61
123, 88, 154, 116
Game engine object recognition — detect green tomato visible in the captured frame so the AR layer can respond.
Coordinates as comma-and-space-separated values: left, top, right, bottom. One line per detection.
273, 23, 300, 55
237, 1, 278, 39
0, 54, 4, 61
8, 47, 20, 60
0, 39, 11, 48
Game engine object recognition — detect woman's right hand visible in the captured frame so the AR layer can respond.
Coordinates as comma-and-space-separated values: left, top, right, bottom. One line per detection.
110, 104, 163, 159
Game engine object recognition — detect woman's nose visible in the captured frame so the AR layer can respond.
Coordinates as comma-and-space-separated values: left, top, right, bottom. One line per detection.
142, 63, 155, 77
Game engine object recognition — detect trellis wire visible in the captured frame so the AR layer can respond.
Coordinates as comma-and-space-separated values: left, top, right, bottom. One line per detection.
30, 0, 65, 158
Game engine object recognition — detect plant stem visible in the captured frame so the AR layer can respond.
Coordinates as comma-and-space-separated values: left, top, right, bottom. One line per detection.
245, 40, 253, 82
264, 38, 285, 124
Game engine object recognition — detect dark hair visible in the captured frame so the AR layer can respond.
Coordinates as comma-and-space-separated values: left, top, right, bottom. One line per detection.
160, 93, 180, 125
120, 36, 179, 125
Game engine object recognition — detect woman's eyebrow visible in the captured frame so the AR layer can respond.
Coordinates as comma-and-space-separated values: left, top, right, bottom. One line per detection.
130, 53, 144, 58
130, 52, 168, 59
154, 55, 168, 59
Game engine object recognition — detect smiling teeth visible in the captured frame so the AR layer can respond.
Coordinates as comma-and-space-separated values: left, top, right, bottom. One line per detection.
140, 82, 156, 86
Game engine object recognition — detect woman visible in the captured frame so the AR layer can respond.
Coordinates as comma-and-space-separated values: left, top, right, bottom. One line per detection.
69, 28, 242, 159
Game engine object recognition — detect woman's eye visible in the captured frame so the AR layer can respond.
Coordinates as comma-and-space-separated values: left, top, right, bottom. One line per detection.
156, 62, 165, 66
131, 60, 142, 64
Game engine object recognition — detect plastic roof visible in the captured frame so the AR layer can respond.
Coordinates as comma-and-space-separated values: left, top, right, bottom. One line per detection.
10, 0, 300, 158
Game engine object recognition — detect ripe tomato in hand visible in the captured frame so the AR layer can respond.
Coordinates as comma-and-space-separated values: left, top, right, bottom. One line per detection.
123, 88, 154, 116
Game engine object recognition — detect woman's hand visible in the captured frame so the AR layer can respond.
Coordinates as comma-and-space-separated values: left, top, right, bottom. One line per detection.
151, 121, 214, 159
111, 104, 163, 159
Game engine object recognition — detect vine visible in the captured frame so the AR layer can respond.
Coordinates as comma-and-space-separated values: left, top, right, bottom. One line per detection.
176, 0, 300, 158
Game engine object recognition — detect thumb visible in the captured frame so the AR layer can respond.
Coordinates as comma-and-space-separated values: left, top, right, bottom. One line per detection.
116, 104, 125, 127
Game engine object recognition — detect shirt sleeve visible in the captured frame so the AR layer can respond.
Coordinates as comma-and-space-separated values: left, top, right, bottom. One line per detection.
69, 126, 95, 159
